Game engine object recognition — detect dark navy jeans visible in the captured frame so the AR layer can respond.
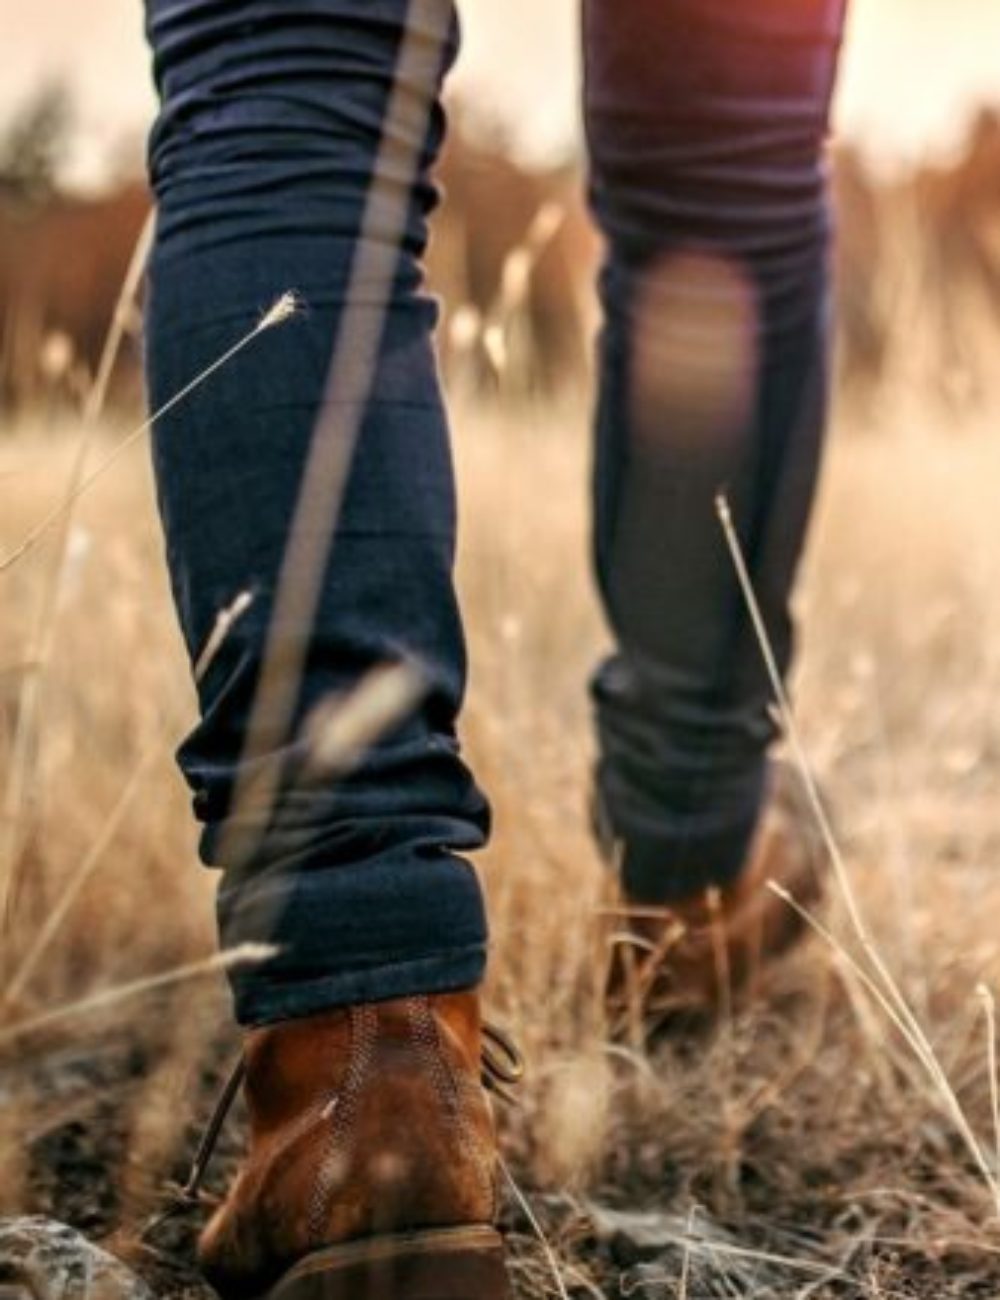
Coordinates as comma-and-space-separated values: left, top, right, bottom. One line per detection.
143, 0, 846, 1025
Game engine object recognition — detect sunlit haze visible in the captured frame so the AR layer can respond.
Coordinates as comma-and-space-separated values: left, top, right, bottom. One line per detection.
2, 0, 1000, 186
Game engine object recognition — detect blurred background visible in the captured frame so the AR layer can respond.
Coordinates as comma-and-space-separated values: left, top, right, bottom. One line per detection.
3, 0, 1000, 416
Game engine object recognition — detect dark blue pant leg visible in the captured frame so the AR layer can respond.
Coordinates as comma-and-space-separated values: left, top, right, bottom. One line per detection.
143, 0, 489, 1025
585, 0, 847, 902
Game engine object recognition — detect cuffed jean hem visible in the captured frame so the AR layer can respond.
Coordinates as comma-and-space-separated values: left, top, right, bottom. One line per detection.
597, 755, 772, 904
618, 805, 763, 904
232, 943, 488, 1028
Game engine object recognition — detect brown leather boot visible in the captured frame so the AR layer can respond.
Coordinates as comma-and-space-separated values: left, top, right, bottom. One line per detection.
194, 992, 517, 1300
605, 762, 827, 1030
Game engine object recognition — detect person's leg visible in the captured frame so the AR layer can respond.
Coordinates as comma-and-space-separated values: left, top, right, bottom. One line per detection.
143, 5, 514, 1296
584, 0, 846, 906
144, 0, 489, 1028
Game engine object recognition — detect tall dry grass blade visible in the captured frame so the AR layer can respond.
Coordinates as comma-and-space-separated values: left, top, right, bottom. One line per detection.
83, 210, 156, 426
0, 294, 298, 577
716, 493, 937, 1002
716, 491, 1000, 1213
193, 590, 256, 681
0, 214, 156, 939
3, 744, 162, 1009
0, 304, 289, 923
2, 328, 279, 922
303, 662, 427, 779
482, 201, 566, 389
0, 944, 277, 1048
499, 1156, 571, 1300
977, 984, 1000, 1182
3, 589, 257, 1006
714, 493, 865, 938
771, 881, 999, 1200
0, 545, 70, 936
678, 1206, 695, 1300
215, 0, 453, 872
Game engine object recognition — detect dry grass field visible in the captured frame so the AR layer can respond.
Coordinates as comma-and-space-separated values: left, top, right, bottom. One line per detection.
4, 371, 1000, 1296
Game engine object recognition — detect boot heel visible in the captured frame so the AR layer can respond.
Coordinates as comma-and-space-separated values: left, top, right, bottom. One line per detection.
267, 1225, 510, 1300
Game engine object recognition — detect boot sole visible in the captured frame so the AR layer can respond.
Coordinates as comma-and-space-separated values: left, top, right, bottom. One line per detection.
266, 1225, 511, 1300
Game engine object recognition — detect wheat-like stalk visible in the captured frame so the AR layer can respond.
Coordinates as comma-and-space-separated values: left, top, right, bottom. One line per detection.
3, 590, 256, 1009
0, 294, 298, 579
213, 0, 452, 878
0, 944, 278, 1048
717, 490, 1000, 1215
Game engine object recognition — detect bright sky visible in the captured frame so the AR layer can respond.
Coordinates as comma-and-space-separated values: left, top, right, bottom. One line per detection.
2, 0, 1000, 185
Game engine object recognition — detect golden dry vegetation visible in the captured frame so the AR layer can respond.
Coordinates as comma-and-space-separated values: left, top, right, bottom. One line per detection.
3, 348, 1000, 1294
8, 105, 1000, 416
5, 91, 1000, 1299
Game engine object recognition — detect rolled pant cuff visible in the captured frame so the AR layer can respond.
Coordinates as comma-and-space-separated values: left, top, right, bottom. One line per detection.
600, 759, 772, 905
618, 808, 764, 904
232, 944, 488, 1028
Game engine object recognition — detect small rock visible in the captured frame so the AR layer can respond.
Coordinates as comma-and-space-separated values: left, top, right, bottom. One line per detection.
0, 1218, 153, 1300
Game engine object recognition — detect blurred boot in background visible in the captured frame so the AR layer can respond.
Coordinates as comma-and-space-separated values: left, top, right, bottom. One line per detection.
584, 0, 847, 1012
